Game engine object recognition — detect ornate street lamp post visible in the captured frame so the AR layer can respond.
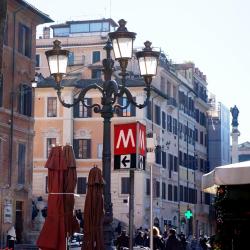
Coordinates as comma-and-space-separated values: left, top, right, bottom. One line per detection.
45, 19, 159, 249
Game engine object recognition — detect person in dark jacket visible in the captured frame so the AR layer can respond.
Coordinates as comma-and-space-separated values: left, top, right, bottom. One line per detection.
134, 231, 144, 246
153, 226, 164, 250
165, 228, 181, 250
116, 230, 129, 250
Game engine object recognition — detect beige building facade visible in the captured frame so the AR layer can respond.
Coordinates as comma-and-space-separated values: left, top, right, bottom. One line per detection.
0, 0, 52, 245
33, 18, 211, 236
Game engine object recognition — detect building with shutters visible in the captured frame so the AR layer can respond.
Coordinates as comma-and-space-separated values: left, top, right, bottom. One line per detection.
33, 18, 212, 236
0, 0, 52, 245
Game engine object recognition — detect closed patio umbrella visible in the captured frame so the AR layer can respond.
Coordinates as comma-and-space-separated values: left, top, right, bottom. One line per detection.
37, 146, 67, 250
63, 144, 80, 236
83, 166, 104, 250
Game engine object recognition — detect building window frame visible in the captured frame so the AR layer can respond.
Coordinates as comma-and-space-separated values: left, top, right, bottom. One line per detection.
47, 97, 57, 117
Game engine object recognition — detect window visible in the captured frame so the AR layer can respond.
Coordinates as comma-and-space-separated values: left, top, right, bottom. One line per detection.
70, 23, 89, 33
162, 182, 166, 200
174, 186, 178, 202
73, 98, 92, 118
121, 177, 130, 194
47, 97, 57, 117
146, 178, 150, 195
168, 184, 172, 201
173, 118, 177, 135
167, 115, 172, 132
47, 138, 56, 158
156, 181, 160, 197
180, 185, 184, 201
168, 154, 173, 171
174, 156, 178, 172
18, 143, 26, 184
117, 97, 136, 117
162, 151, 166, 168
155, 146, 161, 164
91, 69, 101, 79
90, 22, 102, 32
162, 111, 166, 129
155, 105, 161, 125
205, 193, 210, 205
200, 131, 204, 145
18, 23, 31, 58
73, 139, 91, 159
147, 101, 152, 120
68, 52, 74, 65
77, 177, 87, 194
36, 54, 40, 68
54, 27, 70, 37
92, 51, 101, 63
19, 84, 32, 116
184, 187, 188, 202
194, 128, 198, 142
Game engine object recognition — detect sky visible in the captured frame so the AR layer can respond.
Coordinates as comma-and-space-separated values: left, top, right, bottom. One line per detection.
27, 0, 250, 143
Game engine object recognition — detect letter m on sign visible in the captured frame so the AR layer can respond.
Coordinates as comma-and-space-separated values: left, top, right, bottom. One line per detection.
114, 123, 137, 155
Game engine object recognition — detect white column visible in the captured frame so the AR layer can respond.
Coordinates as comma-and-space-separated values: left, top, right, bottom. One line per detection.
231, 128, 240, 163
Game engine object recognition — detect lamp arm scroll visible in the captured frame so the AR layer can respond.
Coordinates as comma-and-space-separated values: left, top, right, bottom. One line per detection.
56, 84, 102, 113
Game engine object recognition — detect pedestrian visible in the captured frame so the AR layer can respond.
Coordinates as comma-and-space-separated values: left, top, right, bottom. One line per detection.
153, 226, 164, 250
199, 235, 208, 250
165, 228, 181, 250
116, 230, 129, 250
7, 226, 16, 250
143, 229, 150, 247
178, 232, 187, 250
190, 236, 197, 250
134, 231, 144, 246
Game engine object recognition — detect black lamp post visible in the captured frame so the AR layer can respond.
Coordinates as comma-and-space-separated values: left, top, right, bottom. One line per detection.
45, 19, 159, 249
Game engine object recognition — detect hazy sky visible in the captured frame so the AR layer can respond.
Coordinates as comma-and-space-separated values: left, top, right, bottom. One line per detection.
27, 0, 249, 143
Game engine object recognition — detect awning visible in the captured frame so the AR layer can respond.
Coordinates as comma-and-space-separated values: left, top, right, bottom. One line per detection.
202, 161, 250, 194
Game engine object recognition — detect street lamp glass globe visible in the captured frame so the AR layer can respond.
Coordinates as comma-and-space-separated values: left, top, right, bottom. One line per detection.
109, 19, 136, 60
136, 41, 160, 77
45, 40, 69, 83
47, 54, 68, 75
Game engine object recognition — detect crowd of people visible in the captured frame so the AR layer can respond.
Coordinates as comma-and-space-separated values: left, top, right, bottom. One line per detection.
115, 226, 213, 250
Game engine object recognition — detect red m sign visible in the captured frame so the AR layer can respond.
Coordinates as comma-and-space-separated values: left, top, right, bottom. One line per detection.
114, 122, 146, 156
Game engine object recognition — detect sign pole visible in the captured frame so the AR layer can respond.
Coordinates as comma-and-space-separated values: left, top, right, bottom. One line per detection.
129, 169, 135, 249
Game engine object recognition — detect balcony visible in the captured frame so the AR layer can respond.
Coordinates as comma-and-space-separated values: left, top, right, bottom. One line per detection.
167, 97, 177, 109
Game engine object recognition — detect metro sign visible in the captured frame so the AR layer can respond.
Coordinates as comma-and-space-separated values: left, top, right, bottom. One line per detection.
114, 122, 146, 156
114, 122, 146, 170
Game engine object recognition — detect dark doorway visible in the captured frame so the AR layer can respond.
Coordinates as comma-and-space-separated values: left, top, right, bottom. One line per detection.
15, 201, 23, 243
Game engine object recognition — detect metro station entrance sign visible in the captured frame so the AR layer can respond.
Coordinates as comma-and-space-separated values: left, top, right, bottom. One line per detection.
114, 122, 146, 170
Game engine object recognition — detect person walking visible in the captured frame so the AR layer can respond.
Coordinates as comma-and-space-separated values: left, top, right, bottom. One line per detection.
153, 226, 164, 250
165, 228, 181, 250
116, 230, 129, 250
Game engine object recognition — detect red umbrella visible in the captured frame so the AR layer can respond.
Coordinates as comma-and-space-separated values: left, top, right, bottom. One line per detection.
63, 144, 80, 236
37, 146, 67, 250
83, 166, 105, 250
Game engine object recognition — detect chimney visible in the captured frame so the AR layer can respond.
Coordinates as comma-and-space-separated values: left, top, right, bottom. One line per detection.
43, 27, 50, 39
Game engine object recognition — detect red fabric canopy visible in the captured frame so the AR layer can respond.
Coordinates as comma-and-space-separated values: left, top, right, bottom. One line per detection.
63, 144, 80, 235
83, 166, 105, 250
37, 145, 80, 250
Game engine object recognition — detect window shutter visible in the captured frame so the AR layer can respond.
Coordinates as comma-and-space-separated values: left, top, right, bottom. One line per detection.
162, 151, 166, 168
73, 139, 79, 159
87, 98, 92, 117
162, 111, 166, 129
87, 139, 91, 158
73, 99, 79, 118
